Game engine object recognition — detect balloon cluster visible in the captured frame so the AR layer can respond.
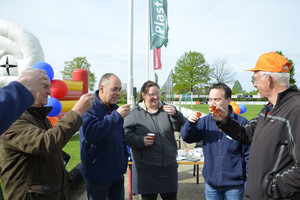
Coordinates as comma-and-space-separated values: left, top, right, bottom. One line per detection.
230, 101, 247, 114
32, 62, 67, 124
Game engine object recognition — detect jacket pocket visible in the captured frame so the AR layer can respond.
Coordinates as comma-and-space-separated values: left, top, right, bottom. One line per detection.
27, 184, 61, 199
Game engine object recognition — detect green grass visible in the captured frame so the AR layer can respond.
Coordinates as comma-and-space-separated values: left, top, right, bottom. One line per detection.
182, 104, 265, 120
63, 134, 81, 172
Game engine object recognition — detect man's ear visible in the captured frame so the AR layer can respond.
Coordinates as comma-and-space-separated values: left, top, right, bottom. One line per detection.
227, 98, 231, 106
99, 84, 104, 92
267, 75, 275, 89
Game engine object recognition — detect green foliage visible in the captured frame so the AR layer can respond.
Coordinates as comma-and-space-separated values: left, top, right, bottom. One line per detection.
232, 80, 243, 94
61, 57, 96, 91
275, 51, 296, 85
173, 51, 211, 94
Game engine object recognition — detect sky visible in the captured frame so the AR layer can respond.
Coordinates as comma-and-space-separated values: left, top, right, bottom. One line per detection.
1, 0, 300, 92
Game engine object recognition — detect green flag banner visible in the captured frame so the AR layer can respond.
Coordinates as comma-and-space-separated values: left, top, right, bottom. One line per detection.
150, 0, 168, 50
155, 72, 158, 84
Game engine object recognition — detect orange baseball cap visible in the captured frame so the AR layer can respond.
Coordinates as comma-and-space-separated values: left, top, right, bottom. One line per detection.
245, 52, 290, 73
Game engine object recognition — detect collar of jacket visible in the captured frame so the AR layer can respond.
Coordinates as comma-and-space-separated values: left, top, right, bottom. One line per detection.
275, 86, 299, 106
94, 90, 118, 111
27, 106, 53, 119
138, 100, 162, 113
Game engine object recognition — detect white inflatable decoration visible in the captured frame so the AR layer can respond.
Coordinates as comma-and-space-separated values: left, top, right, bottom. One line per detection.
0, 19, 44, 87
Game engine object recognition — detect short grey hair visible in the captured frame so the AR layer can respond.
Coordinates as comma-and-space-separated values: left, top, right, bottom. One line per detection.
260, 70, 290, 87
98, 73, 117, 87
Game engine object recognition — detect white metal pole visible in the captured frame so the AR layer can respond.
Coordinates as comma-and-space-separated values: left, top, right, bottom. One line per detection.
146, 0, 150, 81
127, 0, 134, 106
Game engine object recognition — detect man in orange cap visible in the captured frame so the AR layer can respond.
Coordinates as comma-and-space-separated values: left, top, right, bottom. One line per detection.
212, 52, 300, 199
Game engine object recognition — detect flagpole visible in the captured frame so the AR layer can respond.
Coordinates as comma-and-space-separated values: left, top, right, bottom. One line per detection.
127, 0, 134, 106
146, 0, 150, 81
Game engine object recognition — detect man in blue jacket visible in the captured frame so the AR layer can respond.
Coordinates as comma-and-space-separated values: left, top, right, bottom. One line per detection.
181, 83, 250, 200
0, 69, 48, 135
80, 73, 131, 200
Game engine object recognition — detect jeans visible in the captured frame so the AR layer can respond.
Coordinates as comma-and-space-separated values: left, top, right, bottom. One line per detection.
204, 183, 244, 200
84, 176, 125, 200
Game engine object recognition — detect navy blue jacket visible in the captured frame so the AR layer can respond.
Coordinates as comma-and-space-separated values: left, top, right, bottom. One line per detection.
79, 90, 128, 184
181, 107, 250, 187
0, 81, 34, 135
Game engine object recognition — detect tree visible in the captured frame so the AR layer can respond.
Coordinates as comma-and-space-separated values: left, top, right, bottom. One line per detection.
232, 80, 243, 94
61, 57, 96, 91
210, 58, 236, 84
275, 51, 296, 85
173, 51, 211, 94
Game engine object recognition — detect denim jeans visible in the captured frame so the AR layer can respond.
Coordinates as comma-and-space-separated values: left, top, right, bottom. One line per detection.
204, 183, 244, 200
84, 176, 125, 200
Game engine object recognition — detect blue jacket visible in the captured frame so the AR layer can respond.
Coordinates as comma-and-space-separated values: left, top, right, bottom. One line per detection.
0, 81, 34, 135
180, 107, 250, 187
79, 90, 128, 184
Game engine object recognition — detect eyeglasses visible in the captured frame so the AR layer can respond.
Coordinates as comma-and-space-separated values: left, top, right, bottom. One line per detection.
253, 74, 267, 83
148, 93, 160, 97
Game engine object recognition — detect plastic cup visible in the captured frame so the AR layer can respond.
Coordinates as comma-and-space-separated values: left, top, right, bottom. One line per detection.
210, 105, 217, 112
196, 111, 201, 118
147, 133, 155, 140
163, 105, 167, 111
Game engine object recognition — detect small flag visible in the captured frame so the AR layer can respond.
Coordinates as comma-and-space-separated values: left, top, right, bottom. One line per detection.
153, 48, 162, 70
155, 73, 158, 84
150, 0, 168, 50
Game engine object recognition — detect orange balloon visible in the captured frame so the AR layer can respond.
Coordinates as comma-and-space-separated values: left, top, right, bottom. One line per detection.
230, 101, 237, 106
47, 116, 59, 127
232, 105, 241, 115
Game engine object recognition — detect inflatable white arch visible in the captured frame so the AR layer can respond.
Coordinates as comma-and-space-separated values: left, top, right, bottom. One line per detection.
0, 19, 44, 87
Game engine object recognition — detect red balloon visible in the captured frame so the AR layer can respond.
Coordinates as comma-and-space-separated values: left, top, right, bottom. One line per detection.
232, 105, 241, 115
47, 116, 59, 127
51, 79, 68, 100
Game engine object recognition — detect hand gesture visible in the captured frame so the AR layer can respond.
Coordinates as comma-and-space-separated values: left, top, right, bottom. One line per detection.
144, 135, 154, 146
72, 93, 95, 116
17, 69, 49, 93
188, 111, 200, 123
163, 105, 176, 116
117, 104, 131, 118
211, 105, 228, 122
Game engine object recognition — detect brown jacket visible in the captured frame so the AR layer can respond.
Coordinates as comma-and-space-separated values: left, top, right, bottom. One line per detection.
0, 106, 82, 200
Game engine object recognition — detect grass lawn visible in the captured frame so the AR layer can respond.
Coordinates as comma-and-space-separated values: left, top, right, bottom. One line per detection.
63, 134, 81, 172
181, 104, 265, 120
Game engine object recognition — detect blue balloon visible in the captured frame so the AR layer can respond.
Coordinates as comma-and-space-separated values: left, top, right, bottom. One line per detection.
32, 62, 54, 81
45, 97, 62, 117
239, 104, 247, 114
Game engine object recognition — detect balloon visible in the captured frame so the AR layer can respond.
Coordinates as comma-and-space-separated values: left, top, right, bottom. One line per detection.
47, 116, 59, 127
232, 105, 241, 115
239, 104, 247, 114
32, 62, 54, 81
230, 101, 237, 107
45, 97, 62, 117
51, 79, 68, 100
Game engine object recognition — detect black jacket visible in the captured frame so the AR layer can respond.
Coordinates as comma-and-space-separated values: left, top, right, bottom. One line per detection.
218, 86, 300, 200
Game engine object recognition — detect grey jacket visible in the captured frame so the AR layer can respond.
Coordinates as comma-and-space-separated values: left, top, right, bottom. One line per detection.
124, 101, 186, 166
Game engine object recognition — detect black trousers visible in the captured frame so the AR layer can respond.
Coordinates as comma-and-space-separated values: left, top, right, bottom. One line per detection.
141, 192, 177, 200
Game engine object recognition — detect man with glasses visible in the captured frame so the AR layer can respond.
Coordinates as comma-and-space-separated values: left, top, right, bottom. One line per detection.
80, 73, 131, 200
181, 83, 250, 200
213, 52, 300, 199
